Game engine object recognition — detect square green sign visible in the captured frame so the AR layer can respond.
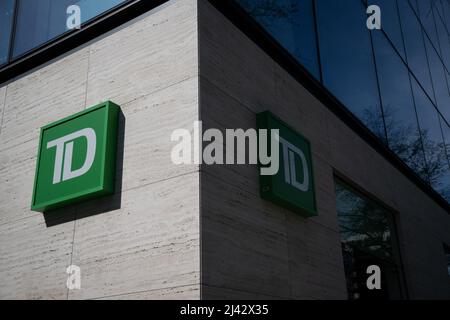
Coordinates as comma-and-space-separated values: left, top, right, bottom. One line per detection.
31, 101, 120, 212
257, 111, 317, 217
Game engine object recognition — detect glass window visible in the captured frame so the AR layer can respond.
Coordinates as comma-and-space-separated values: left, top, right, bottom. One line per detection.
424, 36, 450, 121
334, 178, 406, 300
372, 32, 426, 179
316, 0, 386, 142
13, 0, 128, 58
441, 0, 450, 30
0, 0, 15, 65
375, 0, 406, 59
434, 7, 450, 71
236, 0, 320, 79
417, 0, 440, 49
412, 78, 450, 200
407, 0, 419, 14
398, 0, 435, 102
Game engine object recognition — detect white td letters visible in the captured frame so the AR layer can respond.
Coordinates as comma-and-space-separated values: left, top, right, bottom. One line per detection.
279, 137, 309, 192
47, 128, 97, 184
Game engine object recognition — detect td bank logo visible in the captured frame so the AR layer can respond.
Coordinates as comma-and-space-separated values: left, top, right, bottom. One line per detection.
280, 137, 309, 192
257, 111, 317, 217
48, 128, 96, 184
31, 101, 120, 212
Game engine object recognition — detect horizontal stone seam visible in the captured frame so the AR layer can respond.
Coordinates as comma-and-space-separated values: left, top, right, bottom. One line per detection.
85, 283, 201, 300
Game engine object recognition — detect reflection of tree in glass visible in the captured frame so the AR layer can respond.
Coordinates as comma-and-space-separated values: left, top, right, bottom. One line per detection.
360, 105, 387, 144
362, 105, 450, 200
335, 183, 393, 262
238, 0, 299, 26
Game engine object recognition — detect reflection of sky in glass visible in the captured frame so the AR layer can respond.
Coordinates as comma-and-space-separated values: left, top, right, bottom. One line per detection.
434, 7, 450, 71
444, 1, 450, 30
13, 0, 128, 58
73, 0, 126, 24
417, 0, 440, 49
398, 0, 435, 103
0, 0, 15, 65
316, 0, 385, 142
372, 31, 426, 177
412, 77, 450, 200
425, 37, 450, 120
237, 0, 320, 78
375, 0, 406, 59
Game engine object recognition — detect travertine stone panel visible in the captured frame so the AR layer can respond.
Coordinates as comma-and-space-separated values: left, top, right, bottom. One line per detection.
0, 213, 76, 300
69, 173, 200, 300
0, 48, 89, 152
85, 0, 198, 107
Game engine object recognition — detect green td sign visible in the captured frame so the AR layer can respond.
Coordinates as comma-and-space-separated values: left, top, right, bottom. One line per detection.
31, 101, 120, 212
257, 111, 317, 217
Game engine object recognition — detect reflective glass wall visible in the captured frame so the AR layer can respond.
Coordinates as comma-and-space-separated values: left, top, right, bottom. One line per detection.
0, 0, 15, 66
0, 0, 129, 63
236, 0, 450, 203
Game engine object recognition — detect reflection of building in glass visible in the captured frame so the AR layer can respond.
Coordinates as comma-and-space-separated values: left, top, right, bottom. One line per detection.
335, 178, 406, 299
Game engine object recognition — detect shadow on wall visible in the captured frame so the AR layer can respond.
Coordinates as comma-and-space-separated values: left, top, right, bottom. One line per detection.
43, 110, 126, 228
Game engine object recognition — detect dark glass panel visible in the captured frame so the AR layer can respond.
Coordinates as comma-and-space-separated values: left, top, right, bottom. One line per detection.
412, 78, 450, 200
417, 0, 440, 49
375, 0, 406, 58
436, 0, 450, 31
335, 179, 405, 300
316, 0, 385, 142
372, 32, 427, 179
442, 0, 450, 29
0, 0, 15, 65
434, 5, 450, 70
13, 0, 127, 58
424, 36, 450, 120
236, 0, 320, 78
407, 0, 419, 13
398, 0, 435, 102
